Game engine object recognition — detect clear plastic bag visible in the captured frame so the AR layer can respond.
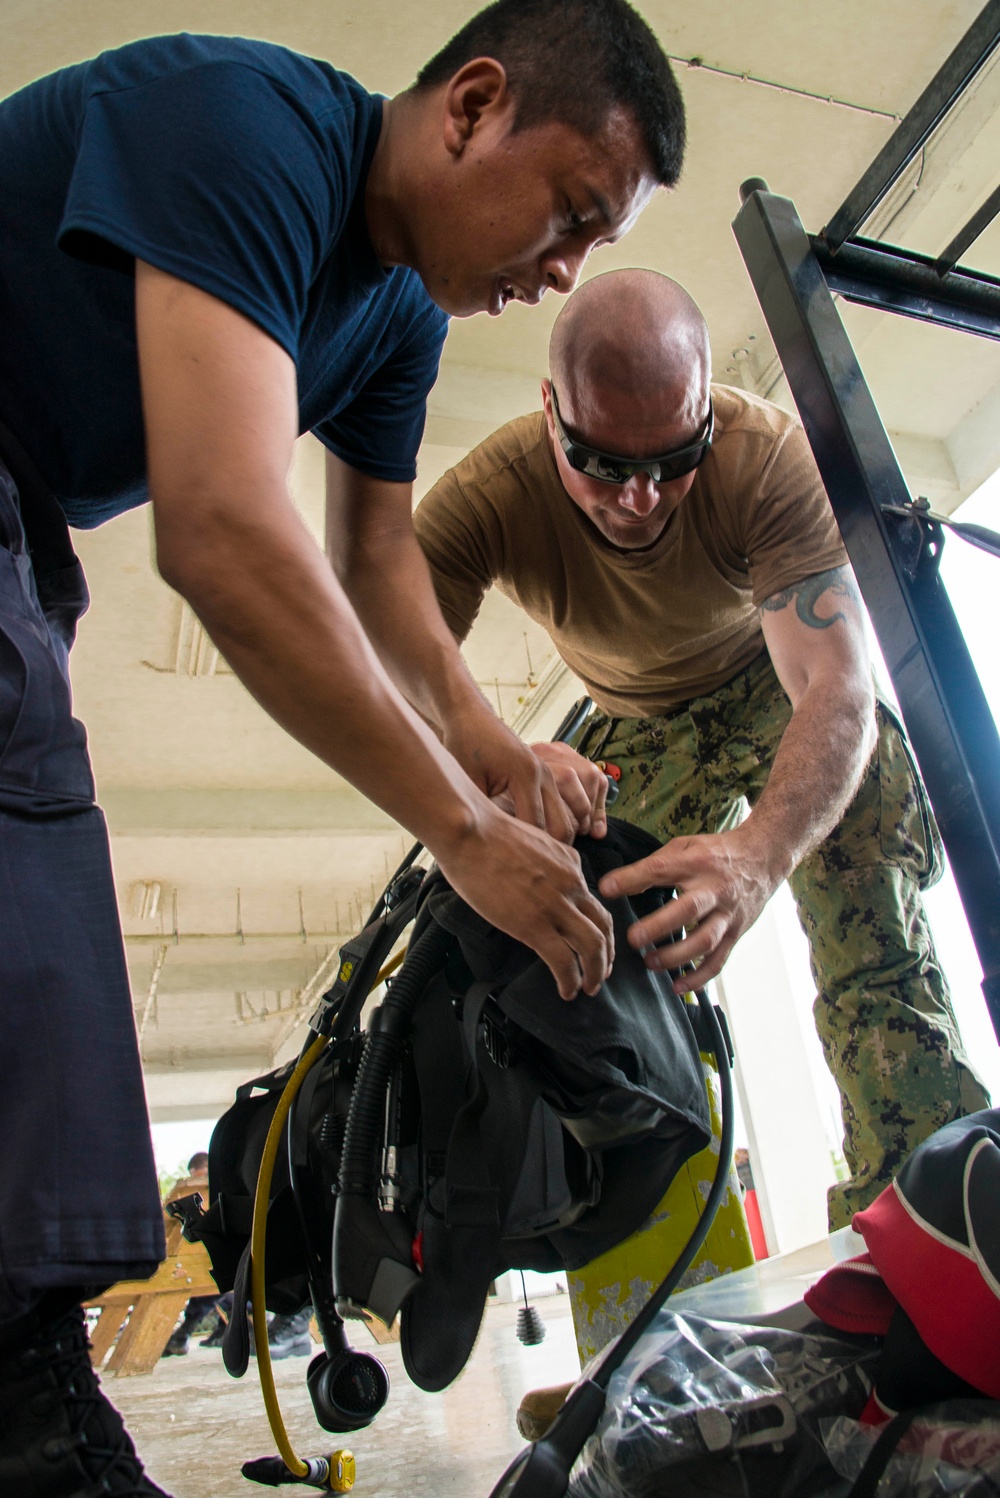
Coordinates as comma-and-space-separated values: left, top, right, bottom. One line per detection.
567, 1310, 880, 1498
822, 1400, 1000, 1495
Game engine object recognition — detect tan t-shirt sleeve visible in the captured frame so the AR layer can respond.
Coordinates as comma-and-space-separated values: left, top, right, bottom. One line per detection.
743, 421, 850, 606
414, 467, 504, 643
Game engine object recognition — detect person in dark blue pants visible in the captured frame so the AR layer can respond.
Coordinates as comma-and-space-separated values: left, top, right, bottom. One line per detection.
0, 3, 685, 1491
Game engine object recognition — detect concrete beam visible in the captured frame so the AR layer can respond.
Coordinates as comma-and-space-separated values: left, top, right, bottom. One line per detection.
147, 1102, 227, 1125
862, 49, 1000, 263
127, 951, 335, 996
946, 377, 1000, 500
144, 1064, 270, 1124
143, 1053, 273, 1076
890, 429, 961, 510
102, 786, 400, 835
426, 361, 541, 427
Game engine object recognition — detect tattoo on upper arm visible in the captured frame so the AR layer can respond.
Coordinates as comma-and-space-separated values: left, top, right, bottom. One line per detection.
759, 566, 859, 630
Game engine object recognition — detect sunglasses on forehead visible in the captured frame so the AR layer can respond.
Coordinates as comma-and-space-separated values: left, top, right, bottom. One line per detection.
550, 384, 714, 485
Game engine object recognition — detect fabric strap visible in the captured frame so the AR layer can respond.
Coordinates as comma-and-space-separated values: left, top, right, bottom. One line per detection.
444, 982, 502, 1228
846, 1408, 919, 1497
408, 973, 469, 1179
222, 1242, 254, 1378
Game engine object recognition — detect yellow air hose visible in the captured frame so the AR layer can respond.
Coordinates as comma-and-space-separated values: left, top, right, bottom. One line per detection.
249, 947, 407, 1485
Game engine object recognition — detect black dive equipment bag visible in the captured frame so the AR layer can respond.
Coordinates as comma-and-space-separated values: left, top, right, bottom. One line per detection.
175, 816, 732, 1475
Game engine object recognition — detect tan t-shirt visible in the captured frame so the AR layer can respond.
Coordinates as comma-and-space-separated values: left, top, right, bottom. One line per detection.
415, 384, 848, 717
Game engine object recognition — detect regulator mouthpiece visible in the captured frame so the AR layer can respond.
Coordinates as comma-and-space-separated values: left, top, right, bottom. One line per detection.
241, 1451, 355, 1490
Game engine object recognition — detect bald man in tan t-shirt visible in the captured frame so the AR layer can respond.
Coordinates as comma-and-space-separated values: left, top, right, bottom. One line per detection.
416, 271, 989, 1276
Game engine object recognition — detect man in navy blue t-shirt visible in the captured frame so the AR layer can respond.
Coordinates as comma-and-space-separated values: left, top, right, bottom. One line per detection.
0, 0, 685, 1490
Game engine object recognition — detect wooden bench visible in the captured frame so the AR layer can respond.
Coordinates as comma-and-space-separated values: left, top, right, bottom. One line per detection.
85, 1179, 218, 1377
85, 1179, 399, 1375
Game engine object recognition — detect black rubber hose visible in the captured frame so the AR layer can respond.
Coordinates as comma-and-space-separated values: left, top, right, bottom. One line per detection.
337, 921, 451, 1199
335, 1028, 404, 1196
593, 983, 735, 1381
286, 1079, 347, 1355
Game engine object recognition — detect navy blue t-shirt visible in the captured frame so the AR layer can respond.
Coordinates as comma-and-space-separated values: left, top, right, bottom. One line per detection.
0, 34, 449, 527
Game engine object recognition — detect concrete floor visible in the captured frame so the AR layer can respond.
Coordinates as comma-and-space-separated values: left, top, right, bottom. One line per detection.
108, 1235, 859, 1495
110, 1296, 579, 1498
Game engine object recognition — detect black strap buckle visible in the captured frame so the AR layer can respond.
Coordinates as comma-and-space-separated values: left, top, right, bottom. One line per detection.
483, 1000, 513, 1070
166, 1192, 206, 1239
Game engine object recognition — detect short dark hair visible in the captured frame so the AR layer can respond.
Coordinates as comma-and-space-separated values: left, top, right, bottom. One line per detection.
415, 0, 685, 187
187, 1151, 209, 1173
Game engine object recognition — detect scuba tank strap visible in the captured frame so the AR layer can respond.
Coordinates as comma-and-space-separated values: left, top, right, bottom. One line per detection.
408, 973, 470, 1187
444, 983, 501, 1229
222, 1241, 254, 1377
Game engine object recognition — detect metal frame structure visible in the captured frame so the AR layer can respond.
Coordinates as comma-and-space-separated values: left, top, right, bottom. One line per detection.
732, 2, 1000, 1041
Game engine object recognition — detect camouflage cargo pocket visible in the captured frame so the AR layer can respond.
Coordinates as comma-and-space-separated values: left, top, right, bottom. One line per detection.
875, 698, 945, 891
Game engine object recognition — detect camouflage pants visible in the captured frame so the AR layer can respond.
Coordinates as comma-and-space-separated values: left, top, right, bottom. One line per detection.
574, 650, 990, 1233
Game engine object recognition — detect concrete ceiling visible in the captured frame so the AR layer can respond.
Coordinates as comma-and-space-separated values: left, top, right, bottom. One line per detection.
7, 1, 1000, 1119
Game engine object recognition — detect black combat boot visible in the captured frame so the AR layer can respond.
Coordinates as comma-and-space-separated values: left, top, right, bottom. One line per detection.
161, 1325, 190, 1358
198, 1312, 226, 1350
0, 1295, 171, 1496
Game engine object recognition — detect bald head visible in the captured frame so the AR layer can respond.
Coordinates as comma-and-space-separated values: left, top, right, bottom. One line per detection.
542, 271, 713, 551
549, 269, 710, 417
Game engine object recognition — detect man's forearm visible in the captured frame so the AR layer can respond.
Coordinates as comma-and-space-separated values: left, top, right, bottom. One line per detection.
324, 452, 486, 733
601, 567, 876, 986
598, 675, 876, 992
336, 522, 487, 731
324, 456, 588, 839
738, 675, 876, 886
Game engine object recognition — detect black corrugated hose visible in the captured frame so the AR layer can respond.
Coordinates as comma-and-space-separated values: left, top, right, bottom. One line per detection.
337, 921, 451, 1200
